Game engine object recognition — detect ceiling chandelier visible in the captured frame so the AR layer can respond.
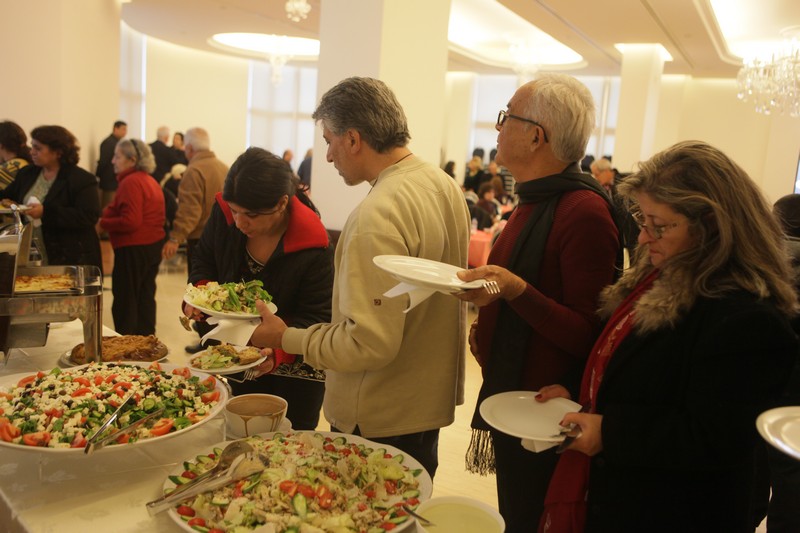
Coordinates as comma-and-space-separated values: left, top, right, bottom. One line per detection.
736, 27, 800, 118
285, 0, 311, 22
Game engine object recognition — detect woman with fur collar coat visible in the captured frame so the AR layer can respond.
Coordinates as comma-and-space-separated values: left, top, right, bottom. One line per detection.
536, 141, 799, 533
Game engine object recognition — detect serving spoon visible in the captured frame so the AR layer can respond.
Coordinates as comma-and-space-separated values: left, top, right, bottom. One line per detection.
403, 505, 436, 527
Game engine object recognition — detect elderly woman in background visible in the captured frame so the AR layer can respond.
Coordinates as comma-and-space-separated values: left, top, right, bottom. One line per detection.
0, 121, 32, 189
186, 147, 333, 430
536, 141, 799, 533
99, 139, 165, 335
0, 125, 101, 271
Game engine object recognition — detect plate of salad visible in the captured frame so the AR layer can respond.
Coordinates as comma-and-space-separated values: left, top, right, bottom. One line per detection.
0, 362, 227, 452
189, 344, 267, 375
184, 280, 277, 319
162, 431, 432, 533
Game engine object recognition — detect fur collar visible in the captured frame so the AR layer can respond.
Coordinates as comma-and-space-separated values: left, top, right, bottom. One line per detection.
598, 267, 696, 334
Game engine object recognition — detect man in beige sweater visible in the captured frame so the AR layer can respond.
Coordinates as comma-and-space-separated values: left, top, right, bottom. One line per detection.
250, 77, 471, 479
161, 127, 228, 276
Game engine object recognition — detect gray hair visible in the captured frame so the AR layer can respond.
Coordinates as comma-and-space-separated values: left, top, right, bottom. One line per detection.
184, 127, 210, 151
116, 138, 155, 174
519, 73, 595, 163
592, 157, 613, 172
156, 126, 169, 141
312, 77, 410, 153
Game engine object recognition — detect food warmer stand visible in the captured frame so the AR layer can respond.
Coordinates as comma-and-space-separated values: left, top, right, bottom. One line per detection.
0, 209, 102, 363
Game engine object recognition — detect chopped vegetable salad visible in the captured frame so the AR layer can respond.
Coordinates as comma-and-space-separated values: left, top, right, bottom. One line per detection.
167, 432, 429, 533
186, 280, 273, 315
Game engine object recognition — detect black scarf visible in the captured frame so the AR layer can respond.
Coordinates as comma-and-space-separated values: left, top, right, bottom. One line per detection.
466, 163, 621, 474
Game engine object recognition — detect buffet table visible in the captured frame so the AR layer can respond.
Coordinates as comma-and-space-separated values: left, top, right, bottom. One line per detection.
0, 320, 430, 533
0, 319, 227, 533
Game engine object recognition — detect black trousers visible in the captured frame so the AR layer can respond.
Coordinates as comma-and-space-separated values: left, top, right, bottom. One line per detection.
751, 440, 800, 532
332, 425, 441, 480
491, 428, 559, 533
231, 374, 325, 431
111, 241, 162, 335
186, 238, 199, 280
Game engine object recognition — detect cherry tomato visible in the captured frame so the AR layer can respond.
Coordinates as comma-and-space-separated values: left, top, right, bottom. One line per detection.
187, 517, 206, 527
279, 480, 298, 496
406, 497, 420, 506
326, 470, 338, 480
149, 418, 174, 436
172, 367, 191, 379
17, 375, 36, 388
182, 471, 198, 480
115, 433, 131, 444
104, 374, 119, 383
0, 392, 13, 401
22, 431, 51, 447
316, 484, 333, 509
73, 377, 91, 387
323, 443, 336, 452
200, 376, 216, 390
381, 523, 397, 531
44, 408, 63, 419
71, 387, 93, 397
176, 505, 195, 517
384, 480, 397, 495
113, 382, 133, 397
185, 411, 202, 424
93, 375, 105, 386
297, 484, 315, 498
0, 422, 21, 442
200, 390, 220, 404
70, 432, 88, 448
365, 489, 377, 499
148, 362, 162, 371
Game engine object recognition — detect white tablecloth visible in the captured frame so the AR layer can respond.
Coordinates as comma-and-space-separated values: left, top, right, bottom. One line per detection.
0, 320, 226, 533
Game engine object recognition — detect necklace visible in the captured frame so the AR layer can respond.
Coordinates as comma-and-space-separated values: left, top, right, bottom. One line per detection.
369, 152, 413, 193
245, 247, 265, 274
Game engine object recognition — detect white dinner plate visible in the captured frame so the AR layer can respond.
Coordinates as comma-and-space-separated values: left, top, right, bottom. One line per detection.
188, 347, 267, 375
480, 391, 582, 442
0, 362, 227, 453
183, 293, 277, 319
757, 406, 800, 460
373, 255, 484, 293
164, 431, 433, 533
59, 349, 169, 368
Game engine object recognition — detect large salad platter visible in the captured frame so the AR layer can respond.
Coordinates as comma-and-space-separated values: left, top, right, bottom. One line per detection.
162, 431, 433, 533
0, 361, 227, 453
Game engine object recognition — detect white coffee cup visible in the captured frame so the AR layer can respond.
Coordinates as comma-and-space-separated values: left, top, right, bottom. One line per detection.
225, 394, 288, 438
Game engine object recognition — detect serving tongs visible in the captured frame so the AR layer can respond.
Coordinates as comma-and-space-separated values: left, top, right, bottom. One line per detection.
84, 395, 165, 454
146, 446, 268, 516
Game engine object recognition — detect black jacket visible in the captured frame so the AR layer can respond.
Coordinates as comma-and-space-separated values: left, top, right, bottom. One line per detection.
1, 164, 102, 272
191, 196, 334, 330
586, 291, 797, 532
95, 134, 119, 191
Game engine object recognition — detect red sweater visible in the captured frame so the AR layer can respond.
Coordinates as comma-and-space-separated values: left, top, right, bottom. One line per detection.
476, 189, 619, 389
100, 169, 166, 248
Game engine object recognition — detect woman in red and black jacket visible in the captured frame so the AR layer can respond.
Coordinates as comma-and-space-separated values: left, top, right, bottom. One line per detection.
187, 147, 333, 430
99, 138, 165, 336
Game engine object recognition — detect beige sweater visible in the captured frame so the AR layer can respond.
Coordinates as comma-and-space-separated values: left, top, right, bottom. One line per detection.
170, 150, 228, 242
282, 156, 471, 438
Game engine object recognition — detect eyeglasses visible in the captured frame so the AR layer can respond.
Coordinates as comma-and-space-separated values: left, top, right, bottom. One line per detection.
497, 110, 550, 142
630, 209, 681, 240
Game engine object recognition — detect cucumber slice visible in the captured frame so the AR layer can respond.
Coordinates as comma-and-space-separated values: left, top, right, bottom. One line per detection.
402, 489, 420, 499
169, 475, 191, 485
292, 493, 308, 519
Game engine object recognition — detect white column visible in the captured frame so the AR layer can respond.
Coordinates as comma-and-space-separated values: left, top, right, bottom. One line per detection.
443, 72, 477, 185
613, 45, 664, 172
311, 0, 452, 231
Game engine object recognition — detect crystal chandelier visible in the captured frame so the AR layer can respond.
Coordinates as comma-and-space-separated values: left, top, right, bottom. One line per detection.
736, 28, 800, 118
285, 0, 311, 22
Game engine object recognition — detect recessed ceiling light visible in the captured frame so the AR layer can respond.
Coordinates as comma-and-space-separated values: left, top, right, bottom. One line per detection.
210, 33, 319, 59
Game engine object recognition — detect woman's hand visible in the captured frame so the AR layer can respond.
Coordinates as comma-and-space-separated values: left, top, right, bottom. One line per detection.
559, 412, 603, 456
250, 348, 276, 378
454, 265, 526, 307
468, 320, 479, 358
249, 299, 287, 349
26, 204, 43, 219
535, 384, 572, 402
183, 302, 205, 322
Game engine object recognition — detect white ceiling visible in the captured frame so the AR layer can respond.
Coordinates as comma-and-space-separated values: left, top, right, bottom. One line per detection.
121, 0, 800, 78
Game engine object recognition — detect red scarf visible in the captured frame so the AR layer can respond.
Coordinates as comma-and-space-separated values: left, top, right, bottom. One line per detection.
539, 269, 659, 533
